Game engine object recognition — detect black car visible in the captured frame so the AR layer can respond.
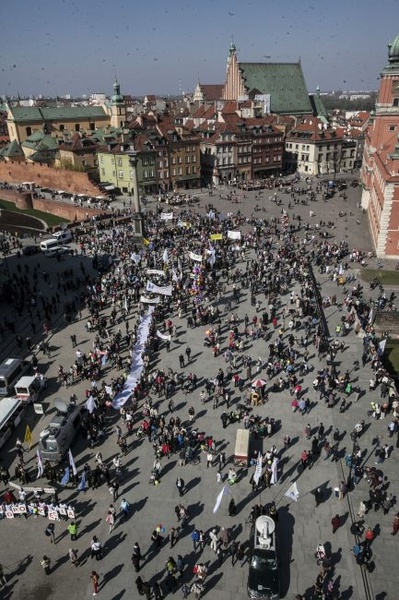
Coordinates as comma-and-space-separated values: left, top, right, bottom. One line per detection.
247, 517, 279, 600
22, 245, 40, 256
247, 548, 279, 600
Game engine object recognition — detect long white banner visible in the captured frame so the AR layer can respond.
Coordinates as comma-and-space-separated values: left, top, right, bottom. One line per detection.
140, 295, 160, 304
160, 212, 174, 220
227, 230, 241, 240
156, 330, 171, 341
146, 281, 173, 296
146, 269, 166, 277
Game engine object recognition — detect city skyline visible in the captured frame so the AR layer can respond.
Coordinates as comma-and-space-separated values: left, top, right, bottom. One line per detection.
1, 0, 398, 98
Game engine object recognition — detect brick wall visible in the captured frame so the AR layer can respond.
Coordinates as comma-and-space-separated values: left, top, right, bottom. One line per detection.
32, 197, 105, 222
0, 189, 33, 209
0, 161, 100, 196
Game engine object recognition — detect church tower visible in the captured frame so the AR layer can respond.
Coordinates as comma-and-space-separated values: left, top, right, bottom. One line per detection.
110, 80, 126, 129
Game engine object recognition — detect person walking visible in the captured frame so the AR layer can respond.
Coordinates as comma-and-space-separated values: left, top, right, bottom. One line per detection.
131, 542, 141, 572
120, 498, 130, 520
206, 451, 213, 468
67, 521, 78, 541
331, 514, 341, 534
40, 555, 51, 575
209, 528, 218, 552
90, 536, 102, 560
106, 510, 115, 533
45, 522, 55, 544
176, 477, 185, 497
191, 528, 200, 550
90, 571, 99, 596
170, 526, 179, 548
68, 548, 79, 567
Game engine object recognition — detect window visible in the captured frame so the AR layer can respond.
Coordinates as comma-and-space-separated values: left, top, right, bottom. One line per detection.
178, 167, 182, 175
192, 166, 196, 174
130, 171, 134, 180
143, 170, 148, 179
178, 156, 182, 164
90, 122, 95, 131
101, 168, 105, 175
192, 155, 196, 163
389, 125, 396, 131
393, 99, 399, 107
185, 155, 190, 164
159, 160, 163, 168
172, 168, 176, 176
59, 125, 64, 132
117, 158, 122, 166
26, 126, 32, 136
75, 124, 80, 132
118, 171, 124, 178
100, 156, 103, 163
171, 156, 176, 164
186, 167, 190, 175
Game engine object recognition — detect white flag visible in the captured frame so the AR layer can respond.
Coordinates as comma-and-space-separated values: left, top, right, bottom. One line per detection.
105, 385, 113, 397
377, 339, 386, 357
85, 395, 97, 414
69, 448, 77, 476
284, 481, 299, 502
36, 448, 44, 479
213, 485, 230, 514
253, 453, 263, 485
163, 248, 169, 264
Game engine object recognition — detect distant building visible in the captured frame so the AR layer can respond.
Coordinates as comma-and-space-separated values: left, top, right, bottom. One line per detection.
361, 33, 399, 257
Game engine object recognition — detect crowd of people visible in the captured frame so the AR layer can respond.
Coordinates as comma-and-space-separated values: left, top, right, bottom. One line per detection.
0, 174, 398, 599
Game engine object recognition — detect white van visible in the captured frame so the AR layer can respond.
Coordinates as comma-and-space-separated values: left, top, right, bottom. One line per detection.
40, 238, 59, 251
53, 230, 72, 243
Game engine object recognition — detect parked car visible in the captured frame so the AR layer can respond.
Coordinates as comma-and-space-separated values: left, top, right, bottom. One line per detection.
247, 516, 279, 600
22, 245, 40, 256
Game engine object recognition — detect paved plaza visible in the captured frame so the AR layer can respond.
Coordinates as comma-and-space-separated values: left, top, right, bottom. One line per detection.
0, 174, 398, 600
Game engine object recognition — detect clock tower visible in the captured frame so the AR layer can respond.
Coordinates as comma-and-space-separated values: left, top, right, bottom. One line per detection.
110, 79, 126, 129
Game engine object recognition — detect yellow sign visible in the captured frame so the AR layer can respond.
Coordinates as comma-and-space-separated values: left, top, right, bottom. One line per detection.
142, 238, 150, 246
210, 233, 223, 241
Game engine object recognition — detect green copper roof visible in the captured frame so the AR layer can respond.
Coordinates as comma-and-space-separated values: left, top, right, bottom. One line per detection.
0, 139, 24, 158
9, 105, 107, 123
309, 93, 328, 118
384, 33, 399, 72
238, 62, 313, 114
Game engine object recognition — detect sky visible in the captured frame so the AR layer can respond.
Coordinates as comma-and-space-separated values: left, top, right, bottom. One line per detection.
1, 0, 399, 98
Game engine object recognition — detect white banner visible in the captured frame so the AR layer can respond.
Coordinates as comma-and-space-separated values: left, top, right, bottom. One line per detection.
156, 330, 171, 341
188, 251, 202, 262
69, 448, 77, 476
227, 230, 241, 240
146, 281, 172, 296
160, 212, 174, 220
146, 269, 166, 277
140, 295, 160, 304
112, 307, 155, 409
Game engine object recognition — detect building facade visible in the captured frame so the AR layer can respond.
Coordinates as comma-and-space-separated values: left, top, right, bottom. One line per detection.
361, 33, 399, 257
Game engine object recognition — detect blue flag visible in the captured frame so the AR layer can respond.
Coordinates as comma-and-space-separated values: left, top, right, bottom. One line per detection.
78, 471, 87, 491
61, 467, 70, 486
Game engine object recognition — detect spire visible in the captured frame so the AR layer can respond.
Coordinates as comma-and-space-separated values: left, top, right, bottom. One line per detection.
229, 41, 236, 56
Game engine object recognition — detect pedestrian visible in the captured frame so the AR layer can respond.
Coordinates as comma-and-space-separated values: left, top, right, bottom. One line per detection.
120, 498, 130, 520
364, 527, 375, 546
90, 536, 102, 560
45, 522, 55, 544
206, 451, 213, 468
236, 543, 246, 566
152, 581, 163, 599
391, 512, 399, 535
176, 477, 185, 497
67, 521, 78, 541
218, 451, 226, 470
170, 526, 179, 547
229, 541, 238, 566
331, 514, 341, 533
68, 548, 79, 567
109, 480, 119, 501
90, 571, 100, 596
40, 555, 51, 575
185, 346, 191, 362
131, 542, 141, 572
106, 510, 115, 533
357, 500, 367, 518
191, 527, 200, 550
209, 528, 218, 552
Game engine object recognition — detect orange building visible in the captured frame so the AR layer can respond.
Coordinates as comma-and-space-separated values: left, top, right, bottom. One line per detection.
361, 33, 399, 257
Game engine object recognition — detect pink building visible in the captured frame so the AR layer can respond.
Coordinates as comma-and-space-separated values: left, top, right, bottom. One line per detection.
361, 33, 399, 257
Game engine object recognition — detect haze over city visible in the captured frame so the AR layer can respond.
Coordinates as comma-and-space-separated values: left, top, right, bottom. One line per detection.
1, 0, 399, 98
